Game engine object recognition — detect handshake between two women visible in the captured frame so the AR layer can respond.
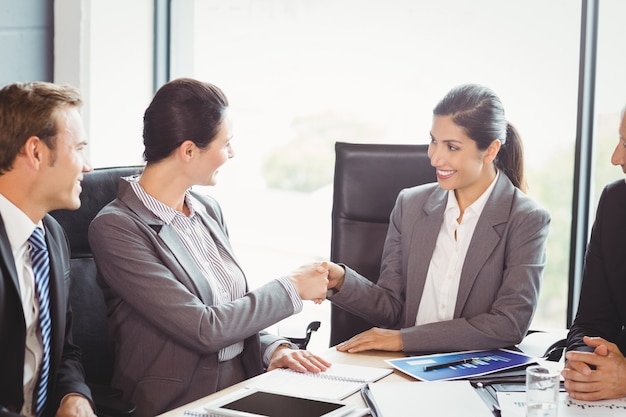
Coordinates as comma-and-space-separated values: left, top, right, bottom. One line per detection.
288, 261, 346, 304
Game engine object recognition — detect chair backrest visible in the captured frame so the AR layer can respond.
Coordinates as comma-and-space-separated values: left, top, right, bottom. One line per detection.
329, 142, 436, 346
49, 166, 142, 384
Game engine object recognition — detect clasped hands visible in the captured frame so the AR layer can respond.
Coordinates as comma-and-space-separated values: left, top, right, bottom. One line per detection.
562, 336, 626, 401
288, 261, 404, 353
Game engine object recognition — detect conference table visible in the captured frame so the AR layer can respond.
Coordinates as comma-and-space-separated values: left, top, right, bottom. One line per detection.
152, 330, 575, 416
157, 348, 413, 417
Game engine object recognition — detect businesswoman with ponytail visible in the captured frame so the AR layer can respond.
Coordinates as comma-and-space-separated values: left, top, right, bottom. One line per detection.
325, 84, 551, 354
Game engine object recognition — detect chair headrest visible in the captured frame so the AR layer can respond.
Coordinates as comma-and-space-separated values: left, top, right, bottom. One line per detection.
333, 142, 435, 223
49, 166, 143, 258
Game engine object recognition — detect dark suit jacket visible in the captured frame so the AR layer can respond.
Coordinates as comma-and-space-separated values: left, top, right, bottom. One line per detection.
0, 214, 92, 417
331, 173, 551, 353
567, 179, 626, 354
89, 180, 295, 417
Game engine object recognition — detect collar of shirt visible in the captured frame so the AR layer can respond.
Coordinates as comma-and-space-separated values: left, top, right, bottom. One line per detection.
0, 193, 44, 252
125, 176, 200, 223
444, 170, 500, 230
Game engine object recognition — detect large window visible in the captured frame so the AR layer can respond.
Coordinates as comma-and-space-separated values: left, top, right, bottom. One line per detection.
592, 0, 626, 203
168, 0, 582, 349
68, 0, 625, 351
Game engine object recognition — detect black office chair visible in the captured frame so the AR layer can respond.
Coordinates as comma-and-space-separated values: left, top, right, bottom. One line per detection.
328, 142, 567, 360
329, 142, 436, 346
286, 321, 321, 350
517, 330, 568, 361
50, 166, 141, 417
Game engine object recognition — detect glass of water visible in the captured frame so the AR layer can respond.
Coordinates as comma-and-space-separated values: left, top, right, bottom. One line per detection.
526, 365, 559, 417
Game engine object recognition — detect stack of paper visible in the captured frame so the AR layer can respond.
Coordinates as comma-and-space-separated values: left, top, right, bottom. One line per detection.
497, 392, 626, 417
368, 381, 492, 416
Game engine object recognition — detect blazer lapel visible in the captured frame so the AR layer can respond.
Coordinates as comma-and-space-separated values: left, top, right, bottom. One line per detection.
157, 225, 216, 304
0, 215, 20, 298
404, 187, 446, 326
453, 174, 513, 316
118, 181, 215, 305
42, 218, 67, 374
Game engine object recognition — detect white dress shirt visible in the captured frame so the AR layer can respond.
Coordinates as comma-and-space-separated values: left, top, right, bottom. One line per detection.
415, 172, 499, 326
0, 193, 44, 417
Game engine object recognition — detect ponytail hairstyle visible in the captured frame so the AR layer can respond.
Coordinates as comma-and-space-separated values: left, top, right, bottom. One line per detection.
433, 84, 527, 192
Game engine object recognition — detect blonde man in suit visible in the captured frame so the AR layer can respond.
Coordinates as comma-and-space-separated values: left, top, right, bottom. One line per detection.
0, 82, 95, 417
325, 84, 551, 354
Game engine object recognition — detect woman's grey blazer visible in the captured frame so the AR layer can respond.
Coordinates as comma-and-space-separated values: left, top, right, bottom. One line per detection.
330, 173, 551, 354
88, 180, 296, 417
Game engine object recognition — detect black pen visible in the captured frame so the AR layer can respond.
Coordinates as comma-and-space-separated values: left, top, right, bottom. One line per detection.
423, 357, 479, 371
360, 383, 381, 417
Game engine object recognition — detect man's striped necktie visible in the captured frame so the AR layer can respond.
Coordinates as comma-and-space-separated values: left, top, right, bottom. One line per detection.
28, 227, 51, 417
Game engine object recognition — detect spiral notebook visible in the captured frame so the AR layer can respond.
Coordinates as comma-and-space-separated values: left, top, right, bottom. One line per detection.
244, 363, 393, 400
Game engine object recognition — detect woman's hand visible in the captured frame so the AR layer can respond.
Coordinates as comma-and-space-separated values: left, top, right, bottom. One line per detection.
267, 345, 331, 373
288, 263, 329, 301
336, 328, 404, 353
323, 261, 347, 291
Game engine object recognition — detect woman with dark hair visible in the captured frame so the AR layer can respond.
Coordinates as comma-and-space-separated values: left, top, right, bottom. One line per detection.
88, 78, 330, 417
324, 84, 551, 354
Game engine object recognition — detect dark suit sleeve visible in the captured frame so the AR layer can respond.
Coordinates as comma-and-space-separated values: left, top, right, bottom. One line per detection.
567, 183, 626, 353
44, 218, 94, 411
51, 295, 94, 409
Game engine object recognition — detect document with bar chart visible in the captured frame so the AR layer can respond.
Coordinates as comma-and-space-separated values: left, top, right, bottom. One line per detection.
386, 349, 536, 382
